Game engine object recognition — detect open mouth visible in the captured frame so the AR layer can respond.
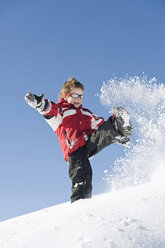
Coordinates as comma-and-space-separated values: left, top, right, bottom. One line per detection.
73, 102, 80, 107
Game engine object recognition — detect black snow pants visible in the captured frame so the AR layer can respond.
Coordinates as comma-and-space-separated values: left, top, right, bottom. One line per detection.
68, 116, 128, 203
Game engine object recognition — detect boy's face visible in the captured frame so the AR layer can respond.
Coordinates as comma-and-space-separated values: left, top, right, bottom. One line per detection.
66, 87, 84, 108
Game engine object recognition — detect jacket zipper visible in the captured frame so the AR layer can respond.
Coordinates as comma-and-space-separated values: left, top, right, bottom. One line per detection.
64, 130, 73, 148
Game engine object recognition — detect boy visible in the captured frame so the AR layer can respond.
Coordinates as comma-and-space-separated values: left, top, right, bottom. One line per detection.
25, 77, 133, 203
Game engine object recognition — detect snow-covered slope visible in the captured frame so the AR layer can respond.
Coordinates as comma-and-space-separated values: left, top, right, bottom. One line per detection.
0, 172, 165, 248
0, 75, 164, 248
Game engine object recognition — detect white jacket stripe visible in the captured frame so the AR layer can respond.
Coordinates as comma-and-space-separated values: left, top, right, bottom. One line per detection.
45, 112, 62, 131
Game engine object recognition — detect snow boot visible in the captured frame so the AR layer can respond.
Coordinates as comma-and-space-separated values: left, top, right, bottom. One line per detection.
112, 107, 133, 136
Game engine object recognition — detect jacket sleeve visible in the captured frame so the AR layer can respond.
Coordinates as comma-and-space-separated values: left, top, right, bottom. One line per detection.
37, 99, 59, 117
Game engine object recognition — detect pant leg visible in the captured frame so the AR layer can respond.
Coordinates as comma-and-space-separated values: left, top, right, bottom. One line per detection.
68, 146, 92, 203
86, 116, 128, 158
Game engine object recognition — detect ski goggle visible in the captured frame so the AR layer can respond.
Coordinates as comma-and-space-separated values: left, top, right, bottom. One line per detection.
67, 93, 84, 100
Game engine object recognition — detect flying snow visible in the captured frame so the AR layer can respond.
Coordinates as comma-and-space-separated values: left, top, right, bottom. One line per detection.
100, 74, 165, 190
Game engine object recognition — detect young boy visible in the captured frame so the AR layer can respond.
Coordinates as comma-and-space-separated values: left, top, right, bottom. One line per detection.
25, 77, 133, 203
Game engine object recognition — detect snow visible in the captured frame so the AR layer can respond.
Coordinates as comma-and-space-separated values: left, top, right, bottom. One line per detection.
0, 75, 165, 248
101, 75, 165, 190
0, 177, 165, 248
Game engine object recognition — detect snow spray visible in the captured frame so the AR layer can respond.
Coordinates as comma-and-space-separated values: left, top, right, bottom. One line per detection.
100, 74, 165, 190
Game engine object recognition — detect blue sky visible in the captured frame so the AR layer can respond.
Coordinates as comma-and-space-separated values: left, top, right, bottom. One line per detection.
0, 0, 165, 221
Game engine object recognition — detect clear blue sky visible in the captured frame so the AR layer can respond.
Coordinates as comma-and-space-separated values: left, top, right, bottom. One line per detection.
0, 0, 165, 221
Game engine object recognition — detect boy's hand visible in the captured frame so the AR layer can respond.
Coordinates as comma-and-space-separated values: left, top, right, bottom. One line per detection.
25, 92, 44, 109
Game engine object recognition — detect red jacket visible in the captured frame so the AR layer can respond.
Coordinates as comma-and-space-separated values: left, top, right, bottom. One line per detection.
41, 98, 104, 161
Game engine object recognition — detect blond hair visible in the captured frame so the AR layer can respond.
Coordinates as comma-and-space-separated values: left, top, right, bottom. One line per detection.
59, 77, 84, 99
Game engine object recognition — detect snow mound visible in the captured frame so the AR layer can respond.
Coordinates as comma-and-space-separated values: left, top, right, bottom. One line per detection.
0, 176, 165, 248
